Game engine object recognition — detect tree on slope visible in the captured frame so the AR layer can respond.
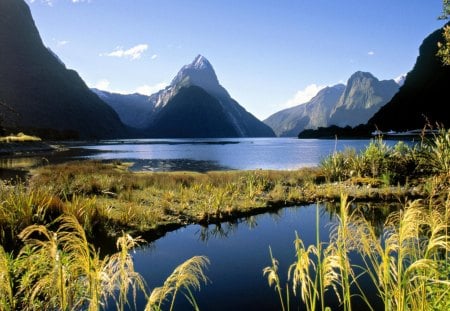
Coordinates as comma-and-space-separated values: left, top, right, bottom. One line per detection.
438, 0, 450, 64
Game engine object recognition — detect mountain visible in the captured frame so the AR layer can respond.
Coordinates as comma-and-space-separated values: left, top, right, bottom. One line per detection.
328, 71, 399, 127
146, 85, 241, 138
264, 84, 345, 137
264, 71, 399, 137
368, 22, 450, 131
92, 89, 154, 129
99, 55, 275, 138
144, 55, 275, 137
0, 0, 127, 139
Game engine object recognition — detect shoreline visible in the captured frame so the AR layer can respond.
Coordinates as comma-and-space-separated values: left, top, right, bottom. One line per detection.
0, 140, 67, 156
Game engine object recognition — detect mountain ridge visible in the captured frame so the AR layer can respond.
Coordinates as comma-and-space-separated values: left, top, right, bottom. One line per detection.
0, 0, 127, 139
264, 71, 399, 137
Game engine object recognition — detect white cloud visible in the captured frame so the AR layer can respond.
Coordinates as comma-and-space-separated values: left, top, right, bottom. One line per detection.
284, 84, 325, 108
57, 40, 69, 47
101, 44, 149, 60
94, 79, 110, 91
151, 54, 158, 60
368, 51, 375, 56
135, 82, 168, 96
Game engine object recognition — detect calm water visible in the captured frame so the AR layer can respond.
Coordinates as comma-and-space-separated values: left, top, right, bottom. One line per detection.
126, 204, 385, 311
74, 137, 394, 171
1, 138, 402, 174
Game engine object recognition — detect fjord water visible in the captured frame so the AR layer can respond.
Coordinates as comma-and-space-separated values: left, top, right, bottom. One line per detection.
76, 137, 392, 171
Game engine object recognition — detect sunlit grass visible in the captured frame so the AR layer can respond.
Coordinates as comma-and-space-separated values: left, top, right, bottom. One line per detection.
0, 132, 41, 143
0, 215, 209, 311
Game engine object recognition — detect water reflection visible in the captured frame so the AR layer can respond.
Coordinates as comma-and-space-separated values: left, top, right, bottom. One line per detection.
191, 202, 398, 245
323, 200, 399, 238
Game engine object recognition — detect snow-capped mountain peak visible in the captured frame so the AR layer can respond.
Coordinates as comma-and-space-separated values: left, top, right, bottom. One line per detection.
192, 54, 212, 70
170, 54, 220, 89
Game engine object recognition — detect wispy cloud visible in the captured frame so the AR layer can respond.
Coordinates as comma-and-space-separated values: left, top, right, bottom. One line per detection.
368, 51, 375, 56
57, 40, 69, 47
151, 54, 158, 60
135, 82, 168, 95
101, 44, 149, 60
283, 84, 325, 108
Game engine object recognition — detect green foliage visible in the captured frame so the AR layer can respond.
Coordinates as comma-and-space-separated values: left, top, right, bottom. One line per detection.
437, 25, 450, 65
440, 0, 450, 19
319, 131, 450, 185
418, 127, 450, 176
438, 1, 450, 65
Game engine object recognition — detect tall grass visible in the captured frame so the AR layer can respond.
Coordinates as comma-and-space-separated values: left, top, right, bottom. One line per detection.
0, 215, 209, 310
265, 192, 450, 310
146, 256, 209, 311
0, 245, 14, 311
263, 246, 288, 311
418, 126, 450, 177
320, 127, 450, 185
320, 136, 420, 185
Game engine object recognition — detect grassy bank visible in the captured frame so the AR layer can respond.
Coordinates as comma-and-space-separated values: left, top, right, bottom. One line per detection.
19, 159, 419, 240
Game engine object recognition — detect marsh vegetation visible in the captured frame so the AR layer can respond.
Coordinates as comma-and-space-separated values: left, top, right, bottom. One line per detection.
0, 128, 449, 310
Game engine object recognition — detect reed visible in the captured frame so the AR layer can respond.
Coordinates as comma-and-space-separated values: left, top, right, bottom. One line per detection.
104, 233, 147, 311
0, 214, 210, 311
146, 256, 209, 311
418, 126, 450, 177
266, 189, 450, 310
263, 246, 288, 311
319, 136, 422, 185
0, 245, 14, 311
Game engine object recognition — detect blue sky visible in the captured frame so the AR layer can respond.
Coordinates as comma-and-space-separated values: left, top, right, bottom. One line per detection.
27, 0, 447, 120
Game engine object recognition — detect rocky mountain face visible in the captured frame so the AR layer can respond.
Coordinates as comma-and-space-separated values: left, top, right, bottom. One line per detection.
328, 71, 399, 127
264, 72, 399, 137
0, 0, 127, 139
368, 22, 450, 131
264, 84, 345, 137
146, 85, 241, 138
99, 55, 275, 138
92, 89, 154, 129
